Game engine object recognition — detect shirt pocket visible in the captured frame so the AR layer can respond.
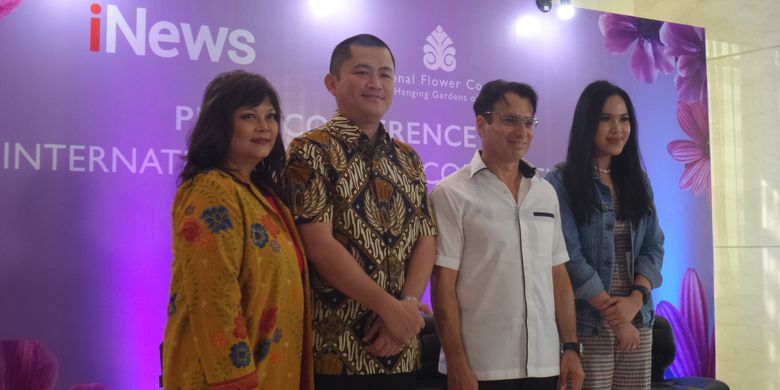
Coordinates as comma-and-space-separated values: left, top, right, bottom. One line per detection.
523, 208, 556, 259
467, 203, 522, 266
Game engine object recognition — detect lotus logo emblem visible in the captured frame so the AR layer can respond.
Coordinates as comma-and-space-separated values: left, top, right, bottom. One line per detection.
423, 25, 456, 72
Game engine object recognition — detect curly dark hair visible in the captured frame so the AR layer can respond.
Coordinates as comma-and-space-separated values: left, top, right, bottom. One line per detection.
179, 70, 286, 198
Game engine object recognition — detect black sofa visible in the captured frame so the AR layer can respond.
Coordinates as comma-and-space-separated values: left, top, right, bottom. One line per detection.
650, 315, 729, 390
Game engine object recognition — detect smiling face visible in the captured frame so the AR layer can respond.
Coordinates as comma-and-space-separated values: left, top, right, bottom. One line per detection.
594, 94, 631, 160
226, 98, 279, 176
478, 92, 535, 165
325, 44, 395, 130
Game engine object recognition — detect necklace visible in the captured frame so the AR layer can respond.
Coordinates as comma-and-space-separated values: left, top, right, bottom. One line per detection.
595, 165, 611, 174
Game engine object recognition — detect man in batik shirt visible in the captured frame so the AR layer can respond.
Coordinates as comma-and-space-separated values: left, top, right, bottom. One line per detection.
285, 34, 437, 390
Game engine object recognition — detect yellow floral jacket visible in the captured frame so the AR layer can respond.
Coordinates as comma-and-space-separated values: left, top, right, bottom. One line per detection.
163, 169, 313, 390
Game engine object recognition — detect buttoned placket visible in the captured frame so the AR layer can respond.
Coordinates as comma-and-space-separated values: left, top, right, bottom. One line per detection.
485, 169, 532, 375
516, 180, 530, 375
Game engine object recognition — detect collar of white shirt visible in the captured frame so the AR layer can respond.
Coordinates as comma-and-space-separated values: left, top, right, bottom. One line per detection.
468, 150, 537, 179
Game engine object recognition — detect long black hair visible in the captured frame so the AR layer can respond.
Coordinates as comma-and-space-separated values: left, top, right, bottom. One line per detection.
179, 70, 286, 197
562, 80, 652, 226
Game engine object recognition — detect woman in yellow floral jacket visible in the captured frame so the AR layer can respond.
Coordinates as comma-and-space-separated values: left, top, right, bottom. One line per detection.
163, 70, 313, 390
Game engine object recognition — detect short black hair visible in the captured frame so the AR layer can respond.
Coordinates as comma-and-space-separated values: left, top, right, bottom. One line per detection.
179, 70, 286, 198
329, 33, 395, 77
472, 79, 538, 121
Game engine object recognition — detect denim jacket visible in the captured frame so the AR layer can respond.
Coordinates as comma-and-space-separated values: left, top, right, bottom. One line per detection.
545, 166, 664, 336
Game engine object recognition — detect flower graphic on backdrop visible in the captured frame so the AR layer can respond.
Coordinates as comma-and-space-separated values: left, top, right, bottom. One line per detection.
0, 0, 23, 18
0, 339, 58, 390
598, 14, 674, 83
661, 23, 707, 103
423, 25, 456, 72
667, 101, 710, 197
656, 268, 715, 378
68, 384, 111, 390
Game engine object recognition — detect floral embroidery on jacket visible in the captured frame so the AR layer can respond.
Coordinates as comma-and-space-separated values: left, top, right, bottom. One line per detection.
180, 217, 201, 242
261, 215, 281, 237
259, 307, 278, 333
229, 342, 252, 368
163, 170, 313, 389
251, 223, 269, 248
255, 338, 272, 363
233, 312, 248, 339
201, 206, 233, 233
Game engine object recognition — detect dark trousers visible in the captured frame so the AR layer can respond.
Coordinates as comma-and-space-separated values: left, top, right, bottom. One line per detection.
315, 373, 417, 390
444, 375, 560, 390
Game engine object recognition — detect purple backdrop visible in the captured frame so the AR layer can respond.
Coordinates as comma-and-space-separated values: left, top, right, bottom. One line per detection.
0, 0, 713, 387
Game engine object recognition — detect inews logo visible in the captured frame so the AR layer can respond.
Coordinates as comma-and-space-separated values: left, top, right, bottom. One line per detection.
88, 4, 255, 64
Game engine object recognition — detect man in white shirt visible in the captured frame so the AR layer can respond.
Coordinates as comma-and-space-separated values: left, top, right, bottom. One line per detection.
430, 80, 584, 390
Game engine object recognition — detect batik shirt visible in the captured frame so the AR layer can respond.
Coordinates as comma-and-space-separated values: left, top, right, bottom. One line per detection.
163, 169, 313, 390
285, 113, 437, 375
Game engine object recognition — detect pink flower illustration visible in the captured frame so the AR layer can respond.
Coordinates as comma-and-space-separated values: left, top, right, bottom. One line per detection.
667, 101, 710, 198
656, 268, 715, 378
660, 23, 707, 103
0, 339, 59, 390
68, 385, 111, 390
0, 0, 22, 18
599, 14, 674, 83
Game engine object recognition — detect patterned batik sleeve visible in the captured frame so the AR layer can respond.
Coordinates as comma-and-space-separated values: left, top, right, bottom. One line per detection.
410, 150, 438, 237
285, 137, 334, 224
172, 176, 259, 388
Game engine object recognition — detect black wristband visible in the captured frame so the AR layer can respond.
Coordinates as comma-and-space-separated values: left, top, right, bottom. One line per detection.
561, 342, 583, 357
630, 285, 650, 304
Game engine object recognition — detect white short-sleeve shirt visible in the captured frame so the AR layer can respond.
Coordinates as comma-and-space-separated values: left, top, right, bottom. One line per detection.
431, 151, 569, 380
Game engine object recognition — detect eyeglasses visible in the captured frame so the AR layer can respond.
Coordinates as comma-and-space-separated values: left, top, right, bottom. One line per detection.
482, 112, 539, 129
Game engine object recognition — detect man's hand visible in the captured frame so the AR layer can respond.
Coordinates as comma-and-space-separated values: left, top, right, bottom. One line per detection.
378, 299, 429, 344
446, 362, 479, 390
559, 350, 584, 390
363, 319, 404, 357
601, 295, 642, 328
613, 322, 640, 352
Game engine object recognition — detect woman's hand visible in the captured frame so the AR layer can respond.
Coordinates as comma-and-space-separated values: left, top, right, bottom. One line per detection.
601, 295, 642, 328
613, 322, 640, 352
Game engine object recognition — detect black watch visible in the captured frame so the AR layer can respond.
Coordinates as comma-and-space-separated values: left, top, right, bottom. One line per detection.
561, 342, 583, 357
630, 285, 650, 304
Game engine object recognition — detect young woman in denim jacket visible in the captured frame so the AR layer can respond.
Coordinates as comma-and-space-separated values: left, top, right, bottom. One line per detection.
546, 81, 664, 389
